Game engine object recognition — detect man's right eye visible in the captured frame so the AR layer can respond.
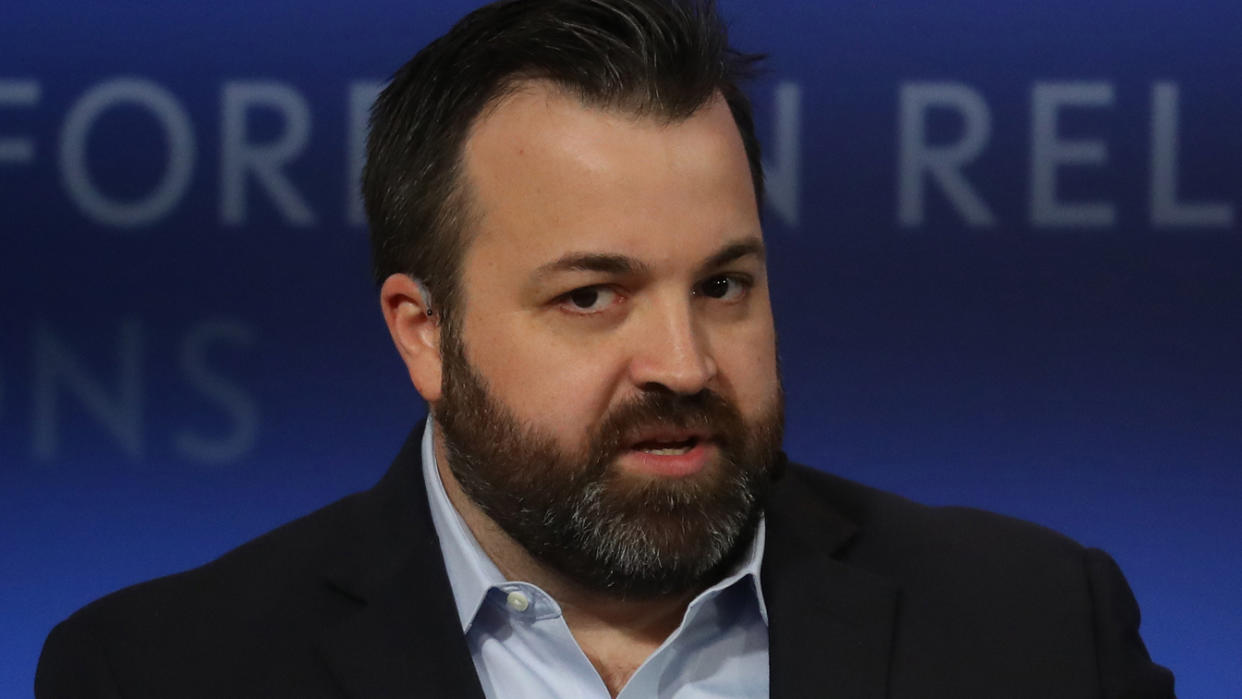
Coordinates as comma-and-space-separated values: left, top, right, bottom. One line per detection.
558, 286, 619, 315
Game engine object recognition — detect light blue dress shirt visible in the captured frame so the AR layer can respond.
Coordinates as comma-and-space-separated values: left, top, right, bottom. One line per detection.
420, 420, 771, 698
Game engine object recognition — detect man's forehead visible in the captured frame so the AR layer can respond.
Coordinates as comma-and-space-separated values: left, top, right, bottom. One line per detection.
455, 79, 760, 284
463, 80, 739, 178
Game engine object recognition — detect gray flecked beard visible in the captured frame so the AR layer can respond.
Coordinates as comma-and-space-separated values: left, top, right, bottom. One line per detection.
433, 325, 784, 599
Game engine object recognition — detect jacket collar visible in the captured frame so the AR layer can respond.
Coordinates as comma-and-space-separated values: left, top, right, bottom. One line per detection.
315, 421, 487, 699
762, 455, 900, 699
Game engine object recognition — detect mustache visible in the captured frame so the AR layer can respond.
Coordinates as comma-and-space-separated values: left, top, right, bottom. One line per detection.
591, 389, 745, 456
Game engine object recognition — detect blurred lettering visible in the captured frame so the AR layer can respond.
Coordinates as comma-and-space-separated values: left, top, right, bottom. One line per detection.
898, 82, 995, 227
33, 319, 144, 460
0, 80, 40, 164
221, 81, 315, 226
1030, 82, 1115, 227
60, 78, 196, 227
27, 318, 258, 464
347, 81, 384, 227
1150, 82, 1234, 227
898, 80, 1236, 230
173, 320, 259, 465
1, 76, 1234, 233
763, 81, 802, 228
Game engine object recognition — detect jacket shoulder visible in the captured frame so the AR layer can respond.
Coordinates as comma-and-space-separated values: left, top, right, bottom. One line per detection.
778, 462, 1087, 567
36, 487, 383, 698
771, 462, 1175, 697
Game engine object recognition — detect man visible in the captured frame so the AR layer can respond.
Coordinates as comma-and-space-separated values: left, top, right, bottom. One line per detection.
37, 1, 1174, 697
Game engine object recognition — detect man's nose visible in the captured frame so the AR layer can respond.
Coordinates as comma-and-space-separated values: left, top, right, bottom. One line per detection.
626, 298, 718, 395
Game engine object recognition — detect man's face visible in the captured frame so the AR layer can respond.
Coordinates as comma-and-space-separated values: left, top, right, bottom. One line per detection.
433, 83, 784, 597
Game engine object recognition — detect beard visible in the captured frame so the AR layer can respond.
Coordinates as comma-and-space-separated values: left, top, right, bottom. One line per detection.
433, 325, 784, 599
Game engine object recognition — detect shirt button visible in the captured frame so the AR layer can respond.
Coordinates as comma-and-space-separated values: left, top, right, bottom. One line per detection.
506, 590, 531, 613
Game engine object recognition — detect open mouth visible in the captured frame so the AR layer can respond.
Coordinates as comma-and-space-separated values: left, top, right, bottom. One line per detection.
631, 437, 700, 456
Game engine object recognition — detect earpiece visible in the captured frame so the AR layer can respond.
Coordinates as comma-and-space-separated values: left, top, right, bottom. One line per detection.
415, 279, 436, 317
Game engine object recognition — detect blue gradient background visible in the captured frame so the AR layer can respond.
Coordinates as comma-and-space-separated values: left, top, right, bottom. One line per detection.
3, 1, 1239, 696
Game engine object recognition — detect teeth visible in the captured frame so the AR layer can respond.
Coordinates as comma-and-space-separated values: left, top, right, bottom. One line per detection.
638, 445, 693, 456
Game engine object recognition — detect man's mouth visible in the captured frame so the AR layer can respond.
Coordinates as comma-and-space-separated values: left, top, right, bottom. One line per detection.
619, 429, 714, 477
631, 437, 700, 456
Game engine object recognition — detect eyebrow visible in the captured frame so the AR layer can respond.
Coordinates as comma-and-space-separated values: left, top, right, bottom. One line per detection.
533, 252, 650, 278
531, 236, 766, 281
697, 238, 766, 275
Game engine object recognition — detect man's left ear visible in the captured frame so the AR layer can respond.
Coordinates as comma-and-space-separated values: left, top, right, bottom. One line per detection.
380, 274, 443, 402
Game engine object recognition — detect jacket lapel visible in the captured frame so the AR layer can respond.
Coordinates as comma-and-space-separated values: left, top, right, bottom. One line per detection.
763, 460, 899, 699
314, 422, 487, 699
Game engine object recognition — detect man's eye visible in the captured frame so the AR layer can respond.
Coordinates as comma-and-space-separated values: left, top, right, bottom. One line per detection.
560, 286, 619, 314
696, 275, 750, 301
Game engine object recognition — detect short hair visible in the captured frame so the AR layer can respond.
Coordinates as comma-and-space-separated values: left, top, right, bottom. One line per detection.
363, 0, 764, 321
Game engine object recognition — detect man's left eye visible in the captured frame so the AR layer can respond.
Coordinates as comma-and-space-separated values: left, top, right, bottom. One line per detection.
696, 275, 749, 301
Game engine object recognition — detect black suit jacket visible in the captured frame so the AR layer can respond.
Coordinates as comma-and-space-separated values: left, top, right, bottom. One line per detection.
37, 425, 1174, 698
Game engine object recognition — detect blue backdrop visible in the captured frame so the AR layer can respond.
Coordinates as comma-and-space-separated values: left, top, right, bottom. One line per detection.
3, 1, 1239, 695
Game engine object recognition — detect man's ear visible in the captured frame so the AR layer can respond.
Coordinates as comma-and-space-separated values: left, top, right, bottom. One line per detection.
380, 274, 443, 402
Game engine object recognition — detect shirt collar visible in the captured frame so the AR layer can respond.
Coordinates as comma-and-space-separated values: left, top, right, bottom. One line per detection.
421, 419, 507, 631
420, 418, 770, 631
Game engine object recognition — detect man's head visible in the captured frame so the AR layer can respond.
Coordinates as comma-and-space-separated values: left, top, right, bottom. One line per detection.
371, 0, 784, 598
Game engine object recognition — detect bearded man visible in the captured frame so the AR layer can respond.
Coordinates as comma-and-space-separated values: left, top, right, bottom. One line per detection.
37, 1, 1173, 697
